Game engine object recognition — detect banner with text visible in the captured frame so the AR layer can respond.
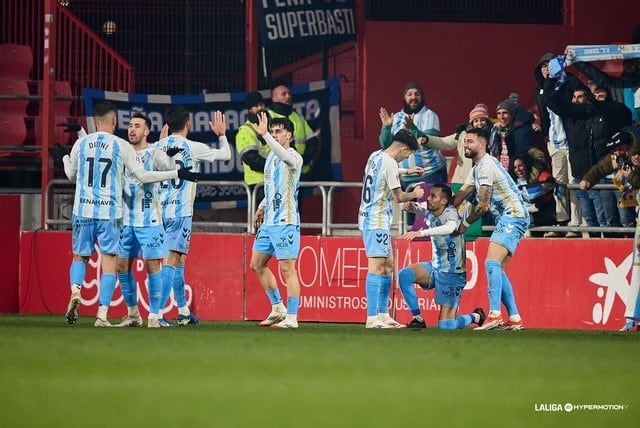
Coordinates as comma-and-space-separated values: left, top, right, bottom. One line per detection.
19, 232, 634, 331
83, 79, 342, 207
258, 0, 356, 46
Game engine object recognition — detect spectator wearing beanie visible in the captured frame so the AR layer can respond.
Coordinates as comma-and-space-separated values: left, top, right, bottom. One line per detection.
489, 98, 535, 171
469, 103, 490, 129
378, 82, 447, 189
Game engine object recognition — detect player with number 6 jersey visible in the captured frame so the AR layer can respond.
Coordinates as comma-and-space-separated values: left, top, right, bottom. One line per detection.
358, 129, 424, 329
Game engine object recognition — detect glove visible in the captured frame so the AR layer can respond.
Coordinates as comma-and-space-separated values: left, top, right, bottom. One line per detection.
166, 147, 184, 157
177, 166, 199, 182
50, 144, 69, 163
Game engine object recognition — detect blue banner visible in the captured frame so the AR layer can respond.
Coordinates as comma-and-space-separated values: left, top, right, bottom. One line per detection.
83, 79, 342, 206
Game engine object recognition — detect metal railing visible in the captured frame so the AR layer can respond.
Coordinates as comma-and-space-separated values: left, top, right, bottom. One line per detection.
45, 179, 636, 237
44, 179, 366, 235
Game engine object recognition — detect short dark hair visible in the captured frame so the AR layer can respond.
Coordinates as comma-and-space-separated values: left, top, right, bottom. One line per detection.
93, 101, 116, 118
392, 129, 419, 152
466, 127, 489, 144
432, 183, 452, 203
270, 117, 294, 134
131, 112, 151, 130
164, 106, 190, 133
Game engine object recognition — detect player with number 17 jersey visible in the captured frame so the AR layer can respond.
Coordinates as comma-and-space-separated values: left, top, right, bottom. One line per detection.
67, 132, 182, 220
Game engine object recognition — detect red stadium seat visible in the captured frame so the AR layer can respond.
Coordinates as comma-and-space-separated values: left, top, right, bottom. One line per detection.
0, 44, 33, 80
37, 80, 73, 116
0, 114, 27, 146
34, 115, 75, 147
0, 79, 30, 115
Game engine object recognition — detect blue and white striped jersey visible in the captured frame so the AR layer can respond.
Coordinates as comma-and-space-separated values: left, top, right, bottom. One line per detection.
426, 206, 466, 274
64, 131, 179, 220
391, 106, 446, 177
155, 134, 231, 219
262, 146, 303, 226
465, 154, 528, 219
547, 107, 568, 150
358, 150, 401, 231
122, 146, 168, 227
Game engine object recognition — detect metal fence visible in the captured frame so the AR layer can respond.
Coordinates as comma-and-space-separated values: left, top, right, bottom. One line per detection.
45, 179, 636, 238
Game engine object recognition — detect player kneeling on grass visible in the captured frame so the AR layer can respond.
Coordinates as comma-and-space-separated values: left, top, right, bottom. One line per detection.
399, 184, 486, 330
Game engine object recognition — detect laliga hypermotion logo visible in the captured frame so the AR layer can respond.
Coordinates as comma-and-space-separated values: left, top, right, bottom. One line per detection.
588, 253, 632, 325
79, 245, 193, 311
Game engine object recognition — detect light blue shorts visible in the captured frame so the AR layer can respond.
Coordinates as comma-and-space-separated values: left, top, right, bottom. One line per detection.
362, 229, 392, 258
422, 262, 467, 309
119, 225, 168, 260
163, 216, 192, 255
491, 216, 529, 256
72, 215, 121, 257
253, 224, 300, 260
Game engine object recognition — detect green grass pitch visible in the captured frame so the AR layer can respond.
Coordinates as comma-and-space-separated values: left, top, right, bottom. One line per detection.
0, 315, 637, 428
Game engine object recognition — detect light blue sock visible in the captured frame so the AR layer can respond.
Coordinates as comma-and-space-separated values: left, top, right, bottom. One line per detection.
148, 272, 162, 314
485, 260, 503, 313
378, 275, 392, 315
438, 319, 457, 330
173, 264, 187, 308
70, 261, 86, 288
118, 272, 136, 307
156, 265, 175, 315
287, 297, 300, 315
266, 288, 283, 305
398, 268, 421, 317
98, 273, 117, 307
128, 271, 138, 306
438, 316, 473, 330
500, 272, 519, 317
365, 273, 380, 317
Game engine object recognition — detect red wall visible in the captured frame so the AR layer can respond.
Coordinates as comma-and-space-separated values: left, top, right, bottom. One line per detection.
0, 195, 20, 312
18, 231, 635, 331
359, 1, 640, 149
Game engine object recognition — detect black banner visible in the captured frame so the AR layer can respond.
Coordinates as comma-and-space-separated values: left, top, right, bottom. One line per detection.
258, 0, 356, 46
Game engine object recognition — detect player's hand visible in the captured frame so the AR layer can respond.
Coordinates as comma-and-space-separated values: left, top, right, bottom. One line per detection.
166, 147, 184, 157
159, 124, 169, 140
579, 180, 590, 190
210, 110, 226, 137
403, 114, 415, 129
413, 186, 425, 200
253, 208, 265, 229
403, 201, 418, 212
177, 166, 199, 182
379, 107, 393, 127
407, 167, 425, 176
455, 223, 468, 235
402, 231, 422, 241
256, 112, 269, 136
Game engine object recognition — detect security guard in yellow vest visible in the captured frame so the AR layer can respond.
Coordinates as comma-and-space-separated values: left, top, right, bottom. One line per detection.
268, 84, 320, 176
236, 91, 271, 201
